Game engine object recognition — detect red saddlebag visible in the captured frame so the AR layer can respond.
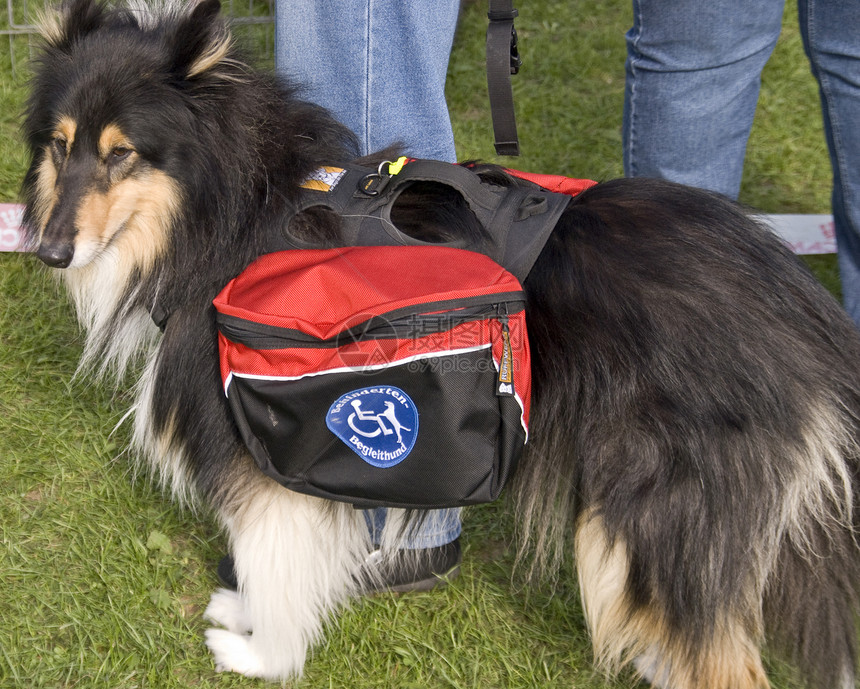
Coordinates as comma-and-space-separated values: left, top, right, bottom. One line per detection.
213, 245, 531, 509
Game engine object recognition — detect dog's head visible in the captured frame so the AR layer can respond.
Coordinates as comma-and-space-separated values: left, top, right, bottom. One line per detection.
22, 0, 233, 272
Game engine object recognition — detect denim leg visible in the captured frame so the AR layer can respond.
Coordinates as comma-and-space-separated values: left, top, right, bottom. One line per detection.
799, 0, 860, 326
275, 1, 462, 548
623, 0, 785, 198
274, 0, 459, 161
364, 507, 463, 549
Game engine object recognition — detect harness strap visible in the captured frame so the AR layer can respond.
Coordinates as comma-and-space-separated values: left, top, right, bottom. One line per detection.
375, 159, 503, 212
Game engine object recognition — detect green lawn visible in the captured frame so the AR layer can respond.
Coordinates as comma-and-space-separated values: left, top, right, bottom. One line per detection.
0, 1, 842, 688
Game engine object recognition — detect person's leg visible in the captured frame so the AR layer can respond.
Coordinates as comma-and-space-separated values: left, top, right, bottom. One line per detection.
799, 0, 860, 327
275, 0, 459, 161
623, 0, 785, 198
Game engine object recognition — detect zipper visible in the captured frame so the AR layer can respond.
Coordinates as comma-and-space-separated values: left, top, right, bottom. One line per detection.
217, 292, 525, 350
495, 303, 515, 397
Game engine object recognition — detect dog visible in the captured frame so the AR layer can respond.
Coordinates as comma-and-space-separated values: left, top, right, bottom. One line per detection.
22, 0, 860, 686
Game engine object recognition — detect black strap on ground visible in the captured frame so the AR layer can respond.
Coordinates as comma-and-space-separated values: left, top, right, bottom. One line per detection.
486, 0, 522, 156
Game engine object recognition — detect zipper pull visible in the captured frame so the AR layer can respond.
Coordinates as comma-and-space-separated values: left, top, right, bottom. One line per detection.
496, 307, 515, 397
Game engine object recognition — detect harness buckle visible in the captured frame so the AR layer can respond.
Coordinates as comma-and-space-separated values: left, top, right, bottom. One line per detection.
356, 157, 409, 197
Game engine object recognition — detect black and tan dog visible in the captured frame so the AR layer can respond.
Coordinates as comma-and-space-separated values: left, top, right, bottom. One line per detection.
22, 1, 860, 686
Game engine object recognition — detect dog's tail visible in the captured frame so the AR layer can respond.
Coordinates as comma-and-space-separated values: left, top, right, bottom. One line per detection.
761, 377, 860, 688
764, 501, 860, 688
514, 177, 860, 687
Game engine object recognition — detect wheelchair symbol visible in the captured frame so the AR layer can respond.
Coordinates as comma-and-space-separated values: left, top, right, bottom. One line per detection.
347, 399, 412, 445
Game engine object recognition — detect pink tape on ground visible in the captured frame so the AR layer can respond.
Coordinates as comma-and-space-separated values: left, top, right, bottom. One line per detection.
0, 204, 24, 252
0, 203, 839, 256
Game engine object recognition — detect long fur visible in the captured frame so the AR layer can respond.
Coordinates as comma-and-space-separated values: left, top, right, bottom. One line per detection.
22, 1, 860, 686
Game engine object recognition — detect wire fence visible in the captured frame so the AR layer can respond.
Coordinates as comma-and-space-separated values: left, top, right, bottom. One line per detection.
1, 0, 275, 76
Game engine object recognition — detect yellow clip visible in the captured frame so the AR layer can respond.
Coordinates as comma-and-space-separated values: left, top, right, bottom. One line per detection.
387, 156, 409, 176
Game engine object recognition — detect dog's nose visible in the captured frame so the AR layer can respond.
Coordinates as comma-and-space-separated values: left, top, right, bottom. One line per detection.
36, 243, 74, 268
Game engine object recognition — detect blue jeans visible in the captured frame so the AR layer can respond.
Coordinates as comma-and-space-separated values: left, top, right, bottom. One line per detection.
275, 0, 462, 548
623, 0, 860, 326
275, 0, 459, 161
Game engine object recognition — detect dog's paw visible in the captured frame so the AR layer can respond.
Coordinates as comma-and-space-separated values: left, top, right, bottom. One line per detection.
204, 588, 253, 634
205, 628, 266, 677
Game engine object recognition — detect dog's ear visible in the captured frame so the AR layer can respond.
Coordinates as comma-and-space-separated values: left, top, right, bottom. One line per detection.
38, 0, 106, 52
169, 0, 233, 80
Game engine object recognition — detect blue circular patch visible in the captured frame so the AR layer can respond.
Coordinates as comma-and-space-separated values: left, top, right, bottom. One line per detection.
326, 386, 419, 468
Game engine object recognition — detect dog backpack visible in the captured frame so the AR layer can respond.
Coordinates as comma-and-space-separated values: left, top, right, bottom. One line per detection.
212, 158, 594, 508
214, 245, 530, 509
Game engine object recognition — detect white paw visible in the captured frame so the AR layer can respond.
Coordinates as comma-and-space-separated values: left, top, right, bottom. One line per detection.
204, 588, 253, 634
205, 628, 266, 677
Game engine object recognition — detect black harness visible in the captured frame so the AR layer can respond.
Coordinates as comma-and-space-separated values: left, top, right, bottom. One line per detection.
275, 157, 571, 282
150, 158, 571, 329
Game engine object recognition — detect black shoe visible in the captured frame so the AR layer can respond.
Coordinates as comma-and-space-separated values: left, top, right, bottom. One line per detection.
216, 538, 461, 594
216, 553, 239, 590
364, 538, 461, 594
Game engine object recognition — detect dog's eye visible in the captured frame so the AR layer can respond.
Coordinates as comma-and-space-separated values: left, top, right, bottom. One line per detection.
52, 137, 67, 157
110, 146, 133, 161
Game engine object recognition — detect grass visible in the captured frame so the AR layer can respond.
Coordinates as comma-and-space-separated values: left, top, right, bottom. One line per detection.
0, 1, 845, 687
